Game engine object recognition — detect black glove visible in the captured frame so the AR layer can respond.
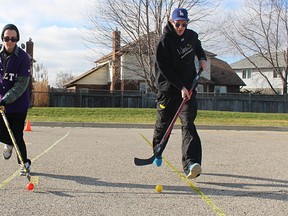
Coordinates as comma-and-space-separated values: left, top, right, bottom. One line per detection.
0, 100, 6, 106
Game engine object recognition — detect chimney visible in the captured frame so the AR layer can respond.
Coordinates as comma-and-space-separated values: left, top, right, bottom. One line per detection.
26, 37, 34, 58
110, 28, 121, 91
26, 38, 34, 75
26, 37, 35, 108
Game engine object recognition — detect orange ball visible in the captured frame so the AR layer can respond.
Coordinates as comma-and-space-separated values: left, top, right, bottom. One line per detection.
26, 182, 34, 191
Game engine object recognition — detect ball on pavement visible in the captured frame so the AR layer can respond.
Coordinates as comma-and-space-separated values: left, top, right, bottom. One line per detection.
155, 184, 163, 193
26, 182, 34, 191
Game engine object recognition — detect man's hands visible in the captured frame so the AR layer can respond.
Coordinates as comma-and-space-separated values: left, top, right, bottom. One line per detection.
181, 64, 207, 100
0, 100, 6, 112
181, 87, 191, 100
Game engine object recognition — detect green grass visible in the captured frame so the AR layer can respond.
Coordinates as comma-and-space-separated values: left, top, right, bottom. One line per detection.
27, 107, 288, 127
27, 107, 156, 124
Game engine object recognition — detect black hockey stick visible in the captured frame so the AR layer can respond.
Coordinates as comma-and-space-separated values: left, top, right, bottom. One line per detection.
0, 108, 39, 185
134, 68, 203, 166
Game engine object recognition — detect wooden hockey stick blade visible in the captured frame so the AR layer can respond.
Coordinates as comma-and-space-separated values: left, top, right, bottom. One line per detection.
28, 175, 40, 185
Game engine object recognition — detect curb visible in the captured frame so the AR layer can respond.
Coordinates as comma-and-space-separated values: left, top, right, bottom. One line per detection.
29, 122, 288, 132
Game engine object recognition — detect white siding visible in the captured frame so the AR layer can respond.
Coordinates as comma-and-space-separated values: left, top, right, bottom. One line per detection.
76, 65, 109, 85
121, 54, 149, 81
236, 68, 283, 93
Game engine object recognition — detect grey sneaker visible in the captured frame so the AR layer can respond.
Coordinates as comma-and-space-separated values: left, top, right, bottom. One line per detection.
3, 144, 13, 160
19, 162, 31, 176
186, 163, 202, 179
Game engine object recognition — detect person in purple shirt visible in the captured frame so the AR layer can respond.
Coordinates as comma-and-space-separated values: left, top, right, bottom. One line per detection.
0, 24, 31, 176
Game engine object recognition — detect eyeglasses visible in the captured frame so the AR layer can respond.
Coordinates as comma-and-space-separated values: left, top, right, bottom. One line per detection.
3, 36, 18, 42
174, 22, 188, 28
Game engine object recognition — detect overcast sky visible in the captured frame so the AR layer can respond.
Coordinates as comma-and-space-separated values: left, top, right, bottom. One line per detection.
0, 0, 243, 86
0, 0, 96, 86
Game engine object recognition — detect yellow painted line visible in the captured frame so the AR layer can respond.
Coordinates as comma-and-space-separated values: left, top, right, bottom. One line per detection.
139, 133, 226, 216
0, 131, 70, 189
31, 131, 70, 162
0, 171, 19, 189
164, 158, 226, 216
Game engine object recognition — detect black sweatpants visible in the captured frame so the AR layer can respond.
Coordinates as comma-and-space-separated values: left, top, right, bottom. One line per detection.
0, 111, 31, 165
153, 91, 201, 173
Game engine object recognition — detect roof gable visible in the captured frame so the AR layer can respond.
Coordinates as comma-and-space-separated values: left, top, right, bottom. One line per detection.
64, 64, 107, 87
211, 58, 246, 86
230, 52, 287, 69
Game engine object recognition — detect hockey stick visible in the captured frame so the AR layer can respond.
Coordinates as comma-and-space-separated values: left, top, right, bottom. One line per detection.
0, 108, 39, 185
134, 68, 203, 166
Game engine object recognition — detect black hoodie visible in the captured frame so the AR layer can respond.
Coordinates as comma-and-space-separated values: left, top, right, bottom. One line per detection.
155, 21, 207, 93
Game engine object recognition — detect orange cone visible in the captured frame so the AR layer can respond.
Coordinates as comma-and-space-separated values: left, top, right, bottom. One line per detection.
24, 120, 32, 132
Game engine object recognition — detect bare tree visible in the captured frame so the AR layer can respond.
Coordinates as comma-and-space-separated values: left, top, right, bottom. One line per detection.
221, 0, 288, 95
34, 63, 48, 82
84, 0, 218, 92
32, 63, 49, 107
55, 72, 74, 88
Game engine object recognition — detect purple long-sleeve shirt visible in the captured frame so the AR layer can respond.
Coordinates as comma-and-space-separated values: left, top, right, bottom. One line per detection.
0, 45, 30, 113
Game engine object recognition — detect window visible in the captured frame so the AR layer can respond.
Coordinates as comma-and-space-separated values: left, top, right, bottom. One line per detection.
273, 70, 278, 78
273, 68, 283, 78
242, 69, 252, 79
196, 84, 204, 93
139, 82, 147, 92
214, 86, 227, 93
242, 70, 246, 79
247, 69, 252, 78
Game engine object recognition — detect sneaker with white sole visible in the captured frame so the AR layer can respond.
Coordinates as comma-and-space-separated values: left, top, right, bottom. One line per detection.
186, 163, 202, 179
19, 162, 31, 176
3, 144, 13, 160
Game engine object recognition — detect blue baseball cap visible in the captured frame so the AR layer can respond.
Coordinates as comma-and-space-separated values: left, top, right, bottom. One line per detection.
172, 8, 189, 21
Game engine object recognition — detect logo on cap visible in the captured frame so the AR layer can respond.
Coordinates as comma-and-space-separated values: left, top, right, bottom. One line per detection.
172, 8, 189, 21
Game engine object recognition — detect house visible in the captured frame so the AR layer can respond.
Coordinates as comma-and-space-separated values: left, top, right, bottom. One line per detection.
209, 58, 246, 93
65, 29, 148, 91
230, 52, 287, 94
64, 30, 245, 94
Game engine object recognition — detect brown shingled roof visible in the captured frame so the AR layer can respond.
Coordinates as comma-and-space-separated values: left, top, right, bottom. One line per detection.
211, 58, 246, 86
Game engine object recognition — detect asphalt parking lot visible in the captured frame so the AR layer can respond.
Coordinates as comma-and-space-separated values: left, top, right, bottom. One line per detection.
0, 125, 287, 215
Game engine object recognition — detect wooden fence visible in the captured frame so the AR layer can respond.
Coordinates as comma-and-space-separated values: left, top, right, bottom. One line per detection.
197, 93, 288, 113
33, 89, 288, 113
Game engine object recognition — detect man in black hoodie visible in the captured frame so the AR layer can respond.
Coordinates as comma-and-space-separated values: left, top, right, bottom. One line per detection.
152, 8, 207, 179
